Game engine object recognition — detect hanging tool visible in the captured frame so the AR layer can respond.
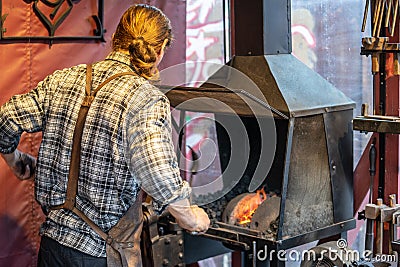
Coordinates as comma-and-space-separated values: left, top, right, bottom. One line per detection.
385, 0, 393, 28
362, 0, 370, 32
369, 138, 377, 204
389, 194, 398, 253
391, 0, 399, 36
373, 0, 383, 36
377, 0, 386, 37
187, 145, 199, 186
375, 198, 384, 254
365, 138, 377, 251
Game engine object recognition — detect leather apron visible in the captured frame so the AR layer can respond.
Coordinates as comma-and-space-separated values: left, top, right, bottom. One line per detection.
105, 190, 144, 267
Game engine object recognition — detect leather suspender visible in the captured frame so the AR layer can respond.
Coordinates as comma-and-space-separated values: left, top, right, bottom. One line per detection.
52, 64, 136, 241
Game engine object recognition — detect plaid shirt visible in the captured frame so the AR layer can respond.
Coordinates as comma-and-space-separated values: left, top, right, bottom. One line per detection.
0, 51, 191, 257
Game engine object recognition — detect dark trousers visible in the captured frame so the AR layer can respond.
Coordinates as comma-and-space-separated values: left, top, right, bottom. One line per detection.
37, 236, 107, 267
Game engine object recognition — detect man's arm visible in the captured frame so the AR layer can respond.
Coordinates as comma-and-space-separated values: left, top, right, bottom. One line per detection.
0, 74, 51, 179
124, 88, 210, 233
0, 71, 56, 156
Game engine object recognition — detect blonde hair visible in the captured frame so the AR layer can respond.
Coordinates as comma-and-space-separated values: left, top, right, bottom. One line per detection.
112, 4, 172, 79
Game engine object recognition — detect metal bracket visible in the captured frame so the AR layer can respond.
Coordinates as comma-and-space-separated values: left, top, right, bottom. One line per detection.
0, 0, 106, 45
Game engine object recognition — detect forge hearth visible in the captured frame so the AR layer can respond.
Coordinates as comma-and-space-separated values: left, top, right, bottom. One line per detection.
222, 189, 269, 226
221, 187, 334, 240
222, 192, 280, 238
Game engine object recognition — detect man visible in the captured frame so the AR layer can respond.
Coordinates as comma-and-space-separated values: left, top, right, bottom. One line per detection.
0, 4, 210, 267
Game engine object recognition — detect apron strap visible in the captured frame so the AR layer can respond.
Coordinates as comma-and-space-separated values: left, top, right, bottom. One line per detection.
51, 64, 137, 243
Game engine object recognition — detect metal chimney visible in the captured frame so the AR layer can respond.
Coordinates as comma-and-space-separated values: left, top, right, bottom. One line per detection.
230, 0, 291, 56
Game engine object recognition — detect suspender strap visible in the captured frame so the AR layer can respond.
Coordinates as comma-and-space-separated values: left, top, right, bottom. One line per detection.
57, 64, 94, 210
52, 64, 135, 224
72, 206, 108, 240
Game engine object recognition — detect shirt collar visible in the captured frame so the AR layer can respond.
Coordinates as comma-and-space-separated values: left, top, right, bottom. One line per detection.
105, 51, 132, 67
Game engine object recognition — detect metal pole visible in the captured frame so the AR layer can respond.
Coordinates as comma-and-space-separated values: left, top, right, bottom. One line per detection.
252, 241, 257, 267
366, 139, 377, 251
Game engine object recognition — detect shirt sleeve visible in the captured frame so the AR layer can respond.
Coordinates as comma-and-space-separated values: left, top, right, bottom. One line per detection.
124, 88, 191, 213
0, 77, 50, 154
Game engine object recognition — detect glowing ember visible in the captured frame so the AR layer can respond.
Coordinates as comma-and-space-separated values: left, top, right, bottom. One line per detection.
234, 188, 267, 225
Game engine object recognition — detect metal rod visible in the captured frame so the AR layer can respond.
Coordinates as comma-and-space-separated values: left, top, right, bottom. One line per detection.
389, 194, 397, 253
362, 0, 370, 32
377, 0, 386, 36
374, 0, 380, 25
376, 198, 383, 254
366, 139, 377, 252
171, 115, 180, 134
373, 0, 383, 36
378, 52, 386, 199
276, 118, 295, 241
391, 0, 399, 36
365, 219, 375, 252
369, 139, 377, 203
385, 0, 392, 27
252, 241, 257, 267
233, 89, 289, 119
198, 232, 250, 251
176, 110, 186, 170
0, 35, 104, 42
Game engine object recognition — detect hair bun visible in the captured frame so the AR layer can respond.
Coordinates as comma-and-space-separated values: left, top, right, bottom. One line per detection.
132, 36, 148, 46
128, 36, 157, 65
128, 37, 150, 57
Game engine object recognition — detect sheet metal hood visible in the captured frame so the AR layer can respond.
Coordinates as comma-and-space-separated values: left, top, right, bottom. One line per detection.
223, 54, 355, 118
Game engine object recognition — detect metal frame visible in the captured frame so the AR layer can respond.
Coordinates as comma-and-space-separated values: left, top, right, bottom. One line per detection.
0, 0, 105, 44
378, 52, 387, 200
276, 118, 294, 241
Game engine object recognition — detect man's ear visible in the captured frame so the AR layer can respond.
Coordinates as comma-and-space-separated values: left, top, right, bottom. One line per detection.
160, 38, 169, 54
155, 39, 170, 67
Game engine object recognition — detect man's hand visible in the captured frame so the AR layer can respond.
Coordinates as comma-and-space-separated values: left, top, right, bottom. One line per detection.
1, 149, 36, 180
167, 198, 210, 233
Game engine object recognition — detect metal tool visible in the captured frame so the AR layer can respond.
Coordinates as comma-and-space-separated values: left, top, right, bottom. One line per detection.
365, 138, 377, 251
252, 241, 257, 267
373, 0, 382, 36
385, 0, 393, 28
377, 0, 386, 36
187, 145, 199, 186
369, 139, 377, 204
375, 198, 383, 254
362, 0, 370, 32
389, 194, 397, 253
391, 0, 399, 36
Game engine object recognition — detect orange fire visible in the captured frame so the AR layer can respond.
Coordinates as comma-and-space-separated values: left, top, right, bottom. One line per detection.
234, 188, 267, 225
